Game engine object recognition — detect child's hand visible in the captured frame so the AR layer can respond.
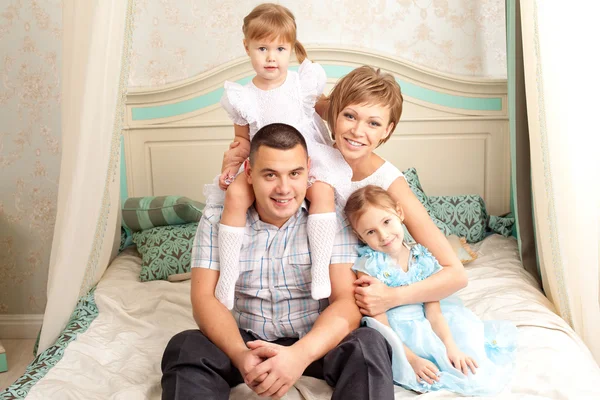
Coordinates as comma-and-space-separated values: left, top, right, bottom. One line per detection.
219, 165, 241, 191
447, 347, 478, 375
408, 356, 440, 385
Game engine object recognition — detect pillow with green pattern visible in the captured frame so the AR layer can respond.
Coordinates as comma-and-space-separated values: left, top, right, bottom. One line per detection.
402, 168, 432, 213
428, 195, 489, 243
122, 196, 204, 232
401, 167, 495, 243
402, 168, 453, 236
132, 222, 198, 282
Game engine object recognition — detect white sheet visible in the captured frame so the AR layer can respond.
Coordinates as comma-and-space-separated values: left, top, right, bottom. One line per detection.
27, 235, 600, 399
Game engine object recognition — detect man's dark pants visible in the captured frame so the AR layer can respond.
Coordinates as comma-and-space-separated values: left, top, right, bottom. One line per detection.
161, 326, 394, 400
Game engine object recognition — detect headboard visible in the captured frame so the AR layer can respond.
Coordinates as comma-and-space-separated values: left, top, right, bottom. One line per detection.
123, 47, 509, 215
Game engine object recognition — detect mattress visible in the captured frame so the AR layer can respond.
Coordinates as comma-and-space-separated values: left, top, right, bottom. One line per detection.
10, 235, 600, 399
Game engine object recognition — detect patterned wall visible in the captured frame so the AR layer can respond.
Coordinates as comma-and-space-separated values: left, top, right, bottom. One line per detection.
0, 0, 505, 316
0, 0, 62, 314
129, 0, 507, 87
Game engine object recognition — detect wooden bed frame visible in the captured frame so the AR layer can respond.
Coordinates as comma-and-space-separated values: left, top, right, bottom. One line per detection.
123, 47, 509, 215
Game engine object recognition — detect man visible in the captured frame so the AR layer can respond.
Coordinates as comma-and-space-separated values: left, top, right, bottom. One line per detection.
161, 123, 394, 399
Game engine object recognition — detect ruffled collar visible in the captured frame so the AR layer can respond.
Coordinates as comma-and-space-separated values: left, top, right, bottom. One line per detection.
357, 242, 414, 264
356, 243, 438, 287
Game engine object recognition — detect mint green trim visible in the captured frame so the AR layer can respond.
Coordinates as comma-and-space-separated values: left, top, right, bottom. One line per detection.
132, 76, 252, 120
120, 135, 128, 206
0, 352, 7, 373
0, 287, 99, 399
131, 64, 503, 121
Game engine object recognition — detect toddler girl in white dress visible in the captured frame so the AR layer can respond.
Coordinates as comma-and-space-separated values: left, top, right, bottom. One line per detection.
205, 3, 352, 309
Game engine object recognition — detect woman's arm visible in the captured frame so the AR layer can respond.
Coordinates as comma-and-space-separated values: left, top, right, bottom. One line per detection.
387, 177, 467, 304
315, 95, 329, 120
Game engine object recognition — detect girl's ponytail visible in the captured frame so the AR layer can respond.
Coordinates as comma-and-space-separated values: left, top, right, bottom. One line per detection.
294, 41, 307, 64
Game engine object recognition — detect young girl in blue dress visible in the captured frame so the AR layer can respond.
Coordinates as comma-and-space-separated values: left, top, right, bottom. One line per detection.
344, 185, 517, 396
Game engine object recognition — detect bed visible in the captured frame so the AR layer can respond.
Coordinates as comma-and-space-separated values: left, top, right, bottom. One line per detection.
7, 236, 600, 399
2, 47, 600, 399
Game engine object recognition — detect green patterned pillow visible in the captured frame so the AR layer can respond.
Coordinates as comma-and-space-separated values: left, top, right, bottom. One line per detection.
428, 195, 489, 243
132, 222, 198, 282
402, 168, 433, 214
119, 227, 127, 252
489, 214, 515, 237
122, 196, 204, 232
402, 168, 453, 236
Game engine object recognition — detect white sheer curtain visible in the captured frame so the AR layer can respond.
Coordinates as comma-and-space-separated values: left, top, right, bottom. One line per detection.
38, 0, 133, 354
520, 0, 600, 364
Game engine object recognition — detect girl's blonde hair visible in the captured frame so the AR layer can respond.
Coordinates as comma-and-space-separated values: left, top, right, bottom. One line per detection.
243, 3, 307, 63
327, 66, 404, 145
344, 185, 398, 229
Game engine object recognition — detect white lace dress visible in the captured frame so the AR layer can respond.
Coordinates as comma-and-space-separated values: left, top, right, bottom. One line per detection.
204, 60, 352, 204
338, 160, 405, 204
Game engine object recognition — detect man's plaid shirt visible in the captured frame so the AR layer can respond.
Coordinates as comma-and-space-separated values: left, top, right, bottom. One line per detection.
191, 202, 359, 341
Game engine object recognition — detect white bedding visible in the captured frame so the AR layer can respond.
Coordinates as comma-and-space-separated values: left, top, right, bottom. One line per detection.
26, 235, 600, 399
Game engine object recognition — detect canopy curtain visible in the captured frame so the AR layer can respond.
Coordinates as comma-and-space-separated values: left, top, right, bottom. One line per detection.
520, 0, 600, 363
507, 0, 538, 284
38, 0, 134, 354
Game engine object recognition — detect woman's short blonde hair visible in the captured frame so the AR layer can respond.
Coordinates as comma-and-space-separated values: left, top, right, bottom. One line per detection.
243, 3, 307, 63
327, 66, 404, 145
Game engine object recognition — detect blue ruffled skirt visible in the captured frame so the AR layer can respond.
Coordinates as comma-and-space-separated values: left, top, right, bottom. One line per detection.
363, 296, 517, 396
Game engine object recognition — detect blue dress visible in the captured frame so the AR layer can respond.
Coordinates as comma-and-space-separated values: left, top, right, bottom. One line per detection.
352, 244, 517, 396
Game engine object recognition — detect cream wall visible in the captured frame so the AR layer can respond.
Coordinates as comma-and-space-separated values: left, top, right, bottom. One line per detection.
129, 0, 506, 87
0, 1, 62, 316
0, 0, 506, 318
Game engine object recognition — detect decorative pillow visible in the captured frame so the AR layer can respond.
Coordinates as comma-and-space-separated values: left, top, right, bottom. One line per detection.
446, 234, 478, 264
122, 196, 204, 232
119, 227, 127, 252
428, 195, 489, 243
401, 167, 495, 243
402, 168, 453, 236
402, 168, 433, 214
488, 214, 515, 237
168, 272, 192, 282
132, 222, 198, 282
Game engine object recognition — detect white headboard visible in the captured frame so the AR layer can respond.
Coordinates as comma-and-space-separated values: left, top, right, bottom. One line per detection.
123, 47, 509, 215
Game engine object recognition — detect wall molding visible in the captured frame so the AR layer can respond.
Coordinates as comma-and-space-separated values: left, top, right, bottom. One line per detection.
125, 46, 508, 125
0, 314, 43, 339
122, 44, 510, 215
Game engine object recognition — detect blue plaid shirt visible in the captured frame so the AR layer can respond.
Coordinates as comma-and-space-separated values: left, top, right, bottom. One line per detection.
191, 202, 360, 341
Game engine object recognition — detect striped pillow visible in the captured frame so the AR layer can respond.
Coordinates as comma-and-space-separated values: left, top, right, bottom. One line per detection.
122, 196, 204, 232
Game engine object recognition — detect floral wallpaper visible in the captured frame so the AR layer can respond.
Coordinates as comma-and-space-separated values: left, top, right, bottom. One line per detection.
0, 0, 505, 317
0, 0, 62, 315
129, 0, 507, 87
